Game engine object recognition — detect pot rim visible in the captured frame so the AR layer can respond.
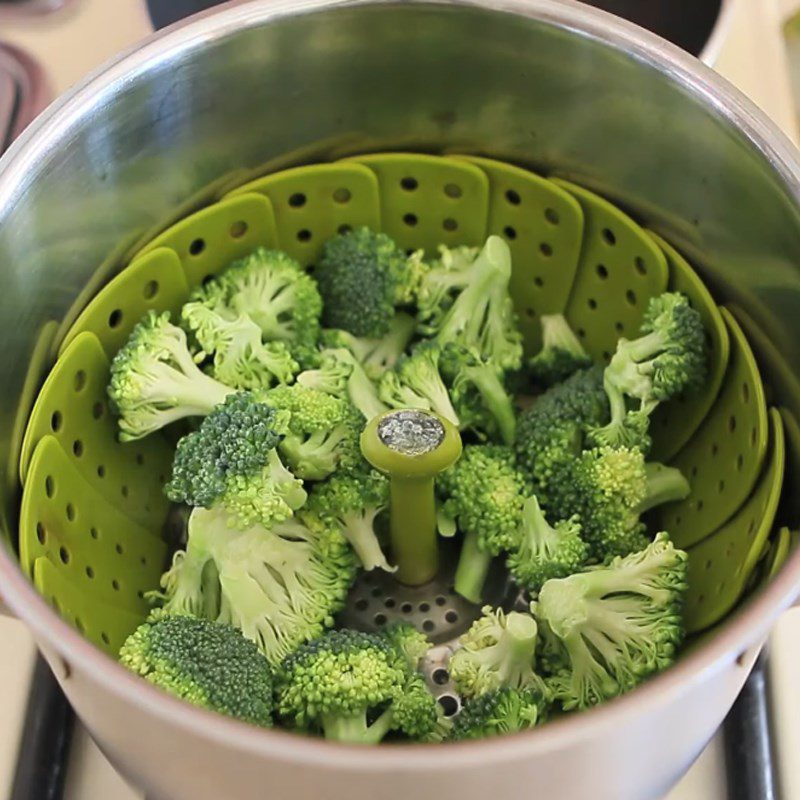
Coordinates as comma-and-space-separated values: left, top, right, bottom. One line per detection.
1, 0, 800, 770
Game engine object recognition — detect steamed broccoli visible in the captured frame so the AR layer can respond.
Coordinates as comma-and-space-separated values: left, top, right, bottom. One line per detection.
321, 312, 416, 379
438, 445, 526, 603
275, 628, 441, 743
155, 508, 357, 664
108, 310, 232, 441
418, 236, 523, 372
449, 607, 548, 698
297, 347, 387, 421
378, 342, 459, 425
384, 621, 431, 668
119, 613, 273, 727
450, 687, 547, 741
181, 303, 299, 390
308, 468, 393, 572
514, 366, 609, 497
316, 228, 417, 339
533, 532, 688, 710
506, 496, 588, 594
415, 243, 480, 321
546, 446, 690, 561
588, 292, 707, 450
263, 384, 362, 480
188, 247, 322, 367
440, 342, 517, 445
165, 391, 306, 529
528, 314, 592, 388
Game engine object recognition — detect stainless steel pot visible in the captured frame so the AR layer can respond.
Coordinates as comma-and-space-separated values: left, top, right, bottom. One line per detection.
1, 2, 800, 799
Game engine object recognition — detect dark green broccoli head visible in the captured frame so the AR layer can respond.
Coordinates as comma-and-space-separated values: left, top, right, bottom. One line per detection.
514, 365, 608, 492
165, 391, 306, 528
534, 532, 688, 710
108, 310, 232, 441
450, 687, 547, 741
120, 613, 273, 727
275, 628, 440, 743
316, 227, 412, 338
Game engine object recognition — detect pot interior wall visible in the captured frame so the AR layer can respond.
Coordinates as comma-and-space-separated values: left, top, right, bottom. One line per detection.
0, 0, 799, 583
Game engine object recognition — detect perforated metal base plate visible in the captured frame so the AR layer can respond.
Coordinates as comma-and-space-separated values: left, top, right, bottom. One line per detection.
337, 541, 510, 646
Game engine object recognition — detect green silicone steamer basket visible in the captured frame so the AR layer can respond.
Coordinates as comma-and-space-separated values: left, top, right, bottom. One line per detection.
15, 153, 790, 686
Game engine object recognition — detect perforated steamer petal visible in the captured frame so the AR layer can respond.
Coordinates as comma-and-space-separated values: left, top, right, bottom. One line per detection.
15, 152, 782, 658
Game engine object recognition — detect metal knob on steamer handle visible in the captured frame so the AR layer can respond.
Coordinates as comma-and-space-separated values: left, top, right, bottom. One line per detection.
360, 409, 462, 586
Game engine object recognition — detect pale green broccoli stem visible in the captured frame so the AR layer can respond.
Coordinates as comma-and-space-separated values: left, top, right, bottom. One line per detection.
321, 708, 395, 744
637, 463, 690, 514
361, 411, 462, 586
342, 509, 396, 573
501, 612, 539, 668
363, 313, 417, 375
348, 359, 388, 421
453, 529, 493, 604
540, 314, 586, 358
464, 364, 516, 445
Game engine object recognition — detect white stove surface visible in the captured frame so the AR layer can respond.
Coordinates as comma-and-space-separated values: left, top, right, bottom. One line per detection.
1, 1, 799, 798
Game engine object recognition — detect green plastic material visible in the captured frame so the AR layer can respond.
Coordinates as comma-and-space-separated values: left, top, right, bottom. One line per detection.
15, 154, 789, 645
5, 321, 58, 527
361, 410, 462, 586
20, 435, 167, 612
456, 156, 585, 354
349, 153, 489, 255
684, 408, 784, 633
553, 179, 669, 362
647, 233, 730, 462
19, 332, 172, 530
34, 557, 147, 656
59, 248, 189, 359
137, 193, 278, 289
766, 527, 793, 580
651, 309, 769, 548
226, 163, 381, 268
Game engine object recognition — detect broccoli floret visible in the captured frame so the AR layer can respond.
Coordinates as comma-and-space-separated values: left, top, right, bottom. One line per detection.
440, 342, 516, 445
588, 293, 707, 450
263, 384, 362, 480
297, 347, 387, 421
450, 687, 547, 741
384, 621, 431, 668
378, 342, 459, 426
415, 243, 480, 320
528, 314, 592, 388
165, 392, 306, 529
181, 302, 299, 390
514, 365, 608, 496
275, 629, 440, 743
308, 468, 393, 572
220, 248, 322, 359
119, 612, 273, 726
316, 228, 416, 339
321, 312, 417, 379
439, 445, 526, 603
533, 532, 688, 710
108, 310, 232, 441
546, 446, 690, 561
418, 236, 522, 372
449, 607, 548, 699
155, 507, 357, 664
506, 496, 588, 594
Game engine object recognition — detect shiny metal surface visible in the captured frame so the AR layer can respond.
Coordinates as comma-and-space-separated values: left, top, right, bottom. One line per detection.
0, 2, 800, 799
